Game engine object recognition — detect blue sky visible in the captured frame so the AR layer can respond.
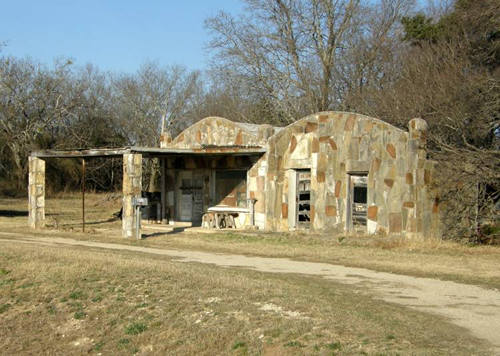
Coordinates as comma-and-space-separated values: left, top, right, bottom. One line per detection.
0, 0, 243, 73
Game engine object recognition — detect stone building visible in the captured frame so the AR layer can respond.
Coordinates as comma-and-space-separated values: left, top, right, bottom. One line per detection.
159, 112, 440, 237
28, 111, 440, 238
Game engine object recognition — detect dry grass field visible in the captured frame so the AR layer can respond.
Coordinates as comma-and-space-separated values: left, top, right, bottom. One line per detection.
0, 193, 499, 354
2, 193, 499, 290
0, 240, 490, 355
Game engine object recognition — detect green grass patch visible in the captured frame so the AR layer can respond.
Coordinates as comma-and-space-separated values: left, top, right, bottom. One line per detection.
284, 340, 305, 348
326, 341, 342, 350
46, 305, 56, 315
0, 303, 11, 314
232, 341, 246, 350
118, 338, 130, 345
124, 322, 147, 335
69, 290, 85, 300
73, 311, 86, 319
19, 282, 37, 289
93, 341, 105, 351
0, 278, 15, 287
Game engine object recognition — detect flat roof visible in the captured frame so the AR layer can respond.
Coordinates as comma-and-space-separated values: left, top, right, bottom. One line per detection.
31, 146, 266, 158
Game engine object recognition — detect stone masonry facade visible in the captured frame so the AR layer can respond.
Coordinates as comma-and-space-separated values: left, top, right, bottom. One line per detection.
122, 153, 142, 238
162, 112, 440, 237
28, 156, 45, 229
28, 112, 440, 238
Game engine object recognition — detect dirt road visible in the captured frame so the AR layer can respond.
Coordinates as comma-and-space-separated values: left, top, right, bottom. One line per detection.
1, 232, 499, 353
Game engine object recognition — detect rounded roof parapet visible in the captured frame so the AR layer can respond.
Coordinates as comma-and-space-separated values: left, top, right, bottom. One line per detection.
266, 111, 408, 143
409, 118, 429, 132
168, 116, 280, 148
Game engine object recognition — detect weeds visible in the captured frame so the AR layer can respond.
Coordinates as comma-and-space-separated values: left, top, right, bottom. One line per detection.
326, 341, 342, 350
284, 340, 305, 348
232, 341, 246, 350
74, 311, 86, 319
93, 341, 105, 351
0, 303, 11, 314
69, 290, 85, 300
124, 322, 147, 335
117, 338, 130, 348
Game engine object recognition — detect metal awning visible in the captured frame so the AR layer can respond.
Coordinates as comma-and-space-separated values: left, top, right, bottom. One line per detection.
31, 146, 266, 158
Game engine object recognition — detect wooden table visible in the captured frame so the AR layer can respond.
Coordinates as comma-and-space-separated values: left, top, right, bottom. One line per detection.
206, 206, 250, 229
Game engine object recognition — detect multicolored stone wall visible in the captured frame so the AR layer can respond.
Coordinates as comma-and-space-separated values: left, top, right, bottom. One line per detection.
28, 156, 45, 229
122, 153, 142, 238
247, 154, 268, 228
163, 112, 440, 237
163, 117, 263, 148
262, 112, 440, 237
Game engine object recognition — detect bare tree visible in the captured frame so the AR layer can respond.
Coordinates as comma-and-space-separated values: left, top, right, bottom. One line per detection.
206, 0, 414, 123
0, 57, 78, 190
357, 0, 500, 241
112, 62, 201, 146
111, 62, 202, 191
0, 57, 127, 194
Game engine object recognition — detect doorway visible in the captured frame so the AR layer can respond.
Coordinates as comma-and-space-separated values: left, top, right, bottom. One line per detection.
347, 174, 368, 232
296, 170, 311, 229
178, 172, 204, 224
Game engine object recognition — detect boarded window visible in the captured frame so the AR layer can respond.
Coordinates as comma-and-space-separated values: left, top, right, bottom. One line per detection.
349, 174, 368, 230
296, 170, 311, 228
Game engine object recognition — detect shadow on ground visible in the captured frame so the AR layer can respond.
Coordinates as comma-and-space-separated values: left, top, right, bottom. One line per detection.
0, 209, 28, 217
142, 227, 187, 238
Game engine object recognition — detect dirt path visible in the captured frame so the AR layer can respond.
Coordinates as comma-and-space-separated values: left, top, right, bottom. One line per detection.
1, 233, 500, 353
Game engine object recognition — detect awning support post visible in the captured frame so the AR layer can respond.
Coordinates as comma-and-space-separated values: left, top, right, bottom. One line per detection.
82, 158, 86, 232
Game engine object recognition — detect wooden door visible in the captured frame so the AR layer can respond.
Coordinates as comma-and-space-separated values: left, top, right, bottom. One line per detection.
192, 175, 204, 223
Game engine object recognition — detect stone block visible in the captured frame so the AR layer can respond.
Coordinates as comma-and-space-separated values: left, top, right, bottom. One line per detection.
389, 213, 402, 233
384, 179, 394, 188
335, 181, 342, 197
319, 114, 329, 123
424, 169, 431, 185
289, 135, 297, 153
364, 121, 374, 133
311, 138, 319, 153
257, 176, 265, 190
317, 171, 325, 183
344, 115, 356, 131
367, 206, 378, 221
235, 131, 243, 145
328, 138, 337, 150
317, 153, 327, 171
432, 198, 439, 214
305, 122, 318, 133
325, 205, 336, 217
406, 172, 413, 184
386, 144, 396, 159
281, 203, 288, 218
371, 158, 381, 173
403, 201, 414, 208
346, 160, 369, 173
